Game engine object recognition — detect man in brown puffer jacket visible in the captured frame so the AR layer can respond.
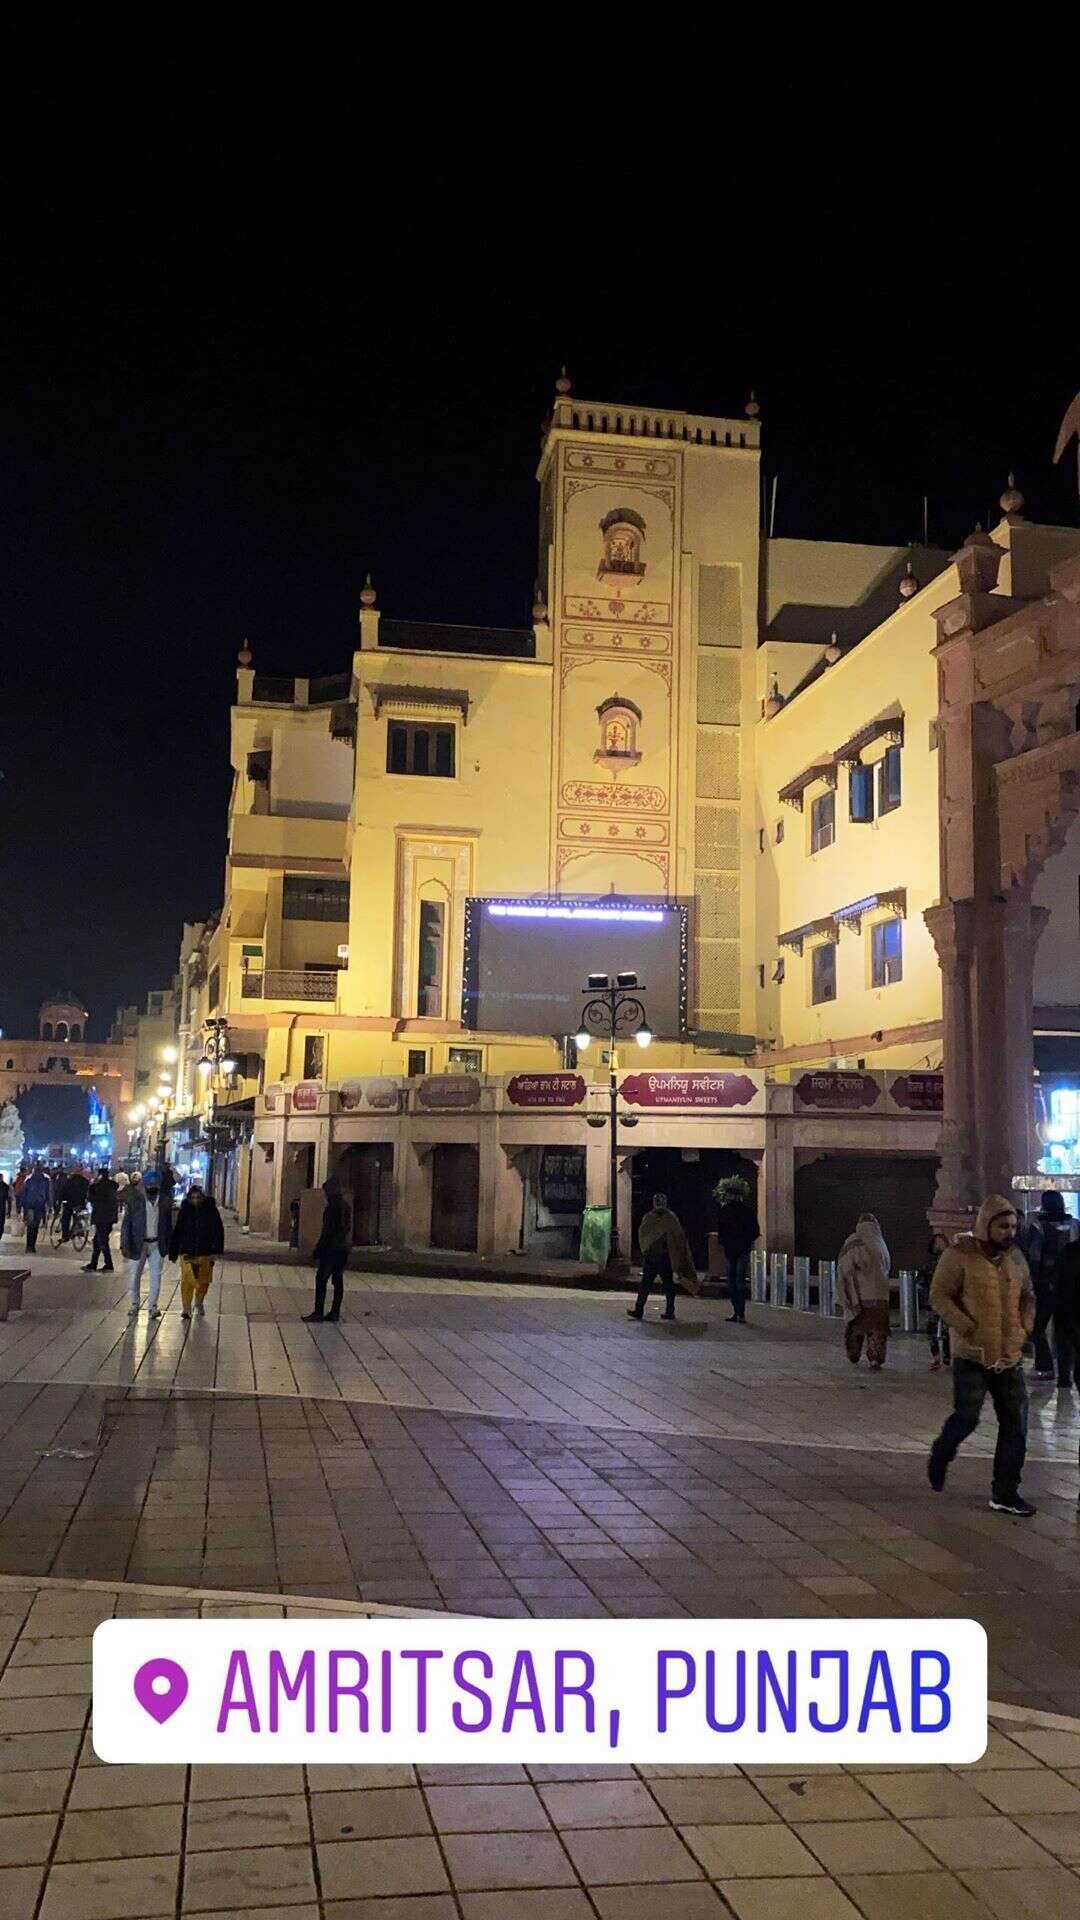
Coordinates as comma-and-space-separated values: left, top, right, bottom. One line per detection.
927, 1194, 1037, 1517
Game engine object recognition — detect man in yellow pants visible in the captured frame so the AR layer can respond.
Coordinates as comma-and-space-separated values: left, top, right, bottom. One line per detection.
168, 1183, 225, 1319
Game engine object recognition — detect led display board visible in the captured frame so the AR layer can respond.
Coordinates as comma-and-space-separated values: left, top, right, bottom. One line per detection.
462, 898, 687, 1038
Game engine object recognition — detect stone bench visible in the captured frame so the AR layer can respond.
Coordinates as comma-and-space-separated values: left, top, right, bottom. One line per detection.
0, 1268, 28, 1320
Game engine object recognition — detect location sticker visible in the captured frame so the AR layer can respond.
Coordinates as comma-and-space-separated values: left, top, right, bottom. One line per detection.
133, 1657, 189, 1725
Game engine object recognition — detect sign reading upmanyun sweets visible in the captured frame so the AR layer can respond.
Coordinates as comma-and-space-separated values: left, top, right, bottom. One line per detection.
620, 1071, 761, 1110
506, 1074, 587, 1108
793, 1071, 882, 1112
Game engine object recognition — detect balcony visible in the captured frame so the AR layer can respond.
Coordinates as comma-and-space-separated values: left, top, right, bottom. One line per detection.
241, 969, 338, 1003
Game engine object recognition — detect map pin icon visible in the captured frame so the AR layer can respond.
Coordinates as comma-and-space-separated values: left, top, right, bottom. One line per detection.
133, 1657, 189, 1724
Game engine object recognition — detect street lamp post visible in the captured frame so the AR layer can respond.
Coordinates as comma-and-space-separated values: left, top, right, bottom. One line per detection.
576, 972, 652, 1280
199, 1020, 238, 1199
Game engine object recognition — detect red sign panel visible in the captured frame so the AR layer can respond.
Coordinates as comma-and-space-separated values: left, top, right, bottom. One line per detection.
416, 1075, 481, 1110
291, 1082, 321, 1113
339, 1078, 401, 1113
506, 1073, 587, 1108
620, 1071, 759, 1110
794, 1071, 881, 1112
262, 1085, 282, 1113
889, 1072, 944, 1114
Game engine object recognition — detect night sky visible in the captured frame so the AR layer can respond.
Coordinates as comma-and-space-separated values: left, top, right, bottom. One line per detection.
1, 76, 1075, 1040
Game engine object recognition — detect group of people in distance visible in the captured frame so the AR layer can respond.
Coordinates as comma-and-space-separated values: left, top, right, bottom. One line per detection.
0, 1160, 225, 1322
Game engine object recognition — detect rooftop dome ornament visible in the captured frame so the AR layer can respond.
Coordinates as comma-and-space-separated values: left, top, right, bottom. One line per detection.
1054, 389, 1080, 495
532, 581, 548, 622
360, 573, 377, 608
744, 390, 760, 419
555, 366, 572, 395
999, 471, 1025, 520
824, 630, 842, 663
237, 637, 253, 666
898, 559, 919, 600
764, 673, 783, 719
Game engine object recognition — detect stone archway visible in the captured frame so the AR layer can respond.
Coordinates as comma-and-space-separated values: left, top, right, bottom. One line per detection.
926, 528, 1080, 1231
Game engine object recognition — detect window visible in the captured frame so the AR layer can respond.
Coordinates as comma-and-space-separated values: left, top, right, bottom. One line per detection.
757, 964, 766, 990
871, 919, 903, 987
849, 763, 874, 823
758, 827, 765, 853
810, 788, 835, 853
387, 721, 455, 778
775, 818, 784, 844
877, 744, 902, 816
207, 965, 220, 1010
148, 993, 162, 1016
282, 876, 350, 921
302, 1034, 325, 1080
448, 1046, 482, 1072
811, 941, 836, 1004
407, 1048, 427, 1078
417, 900, 446, 1015
773, 957, 786, 985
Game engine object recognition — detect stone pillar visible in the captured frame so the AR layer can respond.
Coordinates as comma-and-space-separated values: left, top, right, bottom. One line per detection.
925, 901, 978, 1233
993, 893, 1048, 1195
761, 1085, 795, 1255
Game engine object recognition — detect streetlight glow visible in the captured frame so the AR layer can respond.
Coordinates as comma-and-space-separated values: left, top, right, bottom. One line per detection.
575, 1030, 591, 1050
635, 1023, 653, 1048
161, 1045, 178, 1063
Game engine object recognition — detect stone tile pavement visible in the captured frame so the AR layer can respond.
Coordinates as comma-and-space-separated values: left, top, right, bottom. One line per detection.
4, 1577, 1080, 1919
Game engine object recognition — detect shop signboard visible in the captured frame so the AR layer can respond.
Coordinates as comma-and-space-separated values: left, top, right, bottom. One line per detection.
291, 1082, 321, 1113
506, 1073, 587, 1108
794, 1071, 883, 1112
620, 1070, 762, 1111
539, 1146, 587, 1214
888, 1071, 943, 1114
262, 1085, 283, 1113
416, 1074, 482, 1111
339, 1078, 401, 1114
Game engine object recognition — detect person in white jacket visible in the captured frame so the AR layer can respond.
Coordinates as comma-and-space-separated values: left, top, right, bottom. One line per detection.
838, 1213, 891, 1369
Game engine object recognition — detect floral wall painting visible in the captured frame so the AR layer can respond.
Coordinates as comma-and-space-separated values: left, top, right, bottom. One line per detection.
593, 694, 643, 776
597, 506, 646, 584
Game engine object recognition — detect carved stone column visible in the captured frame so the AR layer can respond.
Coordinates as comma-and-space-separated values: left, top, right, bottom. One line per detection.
924, 900, 977, 1234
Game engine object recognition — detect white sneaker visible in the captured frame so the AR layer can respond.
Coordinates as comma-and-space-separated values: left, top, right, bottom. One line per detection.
195, 1303, 205, 1318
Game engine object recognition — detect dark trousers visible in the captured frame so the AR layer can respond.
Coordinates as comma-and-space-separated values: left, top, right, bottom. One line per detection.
1056, 1317, 1077, 1388
1033, 1287, 1055, 1372
25, 1206, 44, 1252
931, 1359, 1028, 1501
634, 1246, 675, 1318
88, 1225, 114, 1271
728, 1251, 750, 1320
313, 1256, 345, 1318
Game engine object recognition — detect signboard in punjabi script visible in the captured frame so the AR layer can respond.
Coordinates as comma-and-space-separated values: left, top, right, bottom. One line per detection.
506, 1074, 587, 1108
339, 1078, 402, 1114
888, 1072, 943, 1114
291, 1082, 321, 1113
416, 1075, 482, 1111
620, 1071, 760, 1110
794, 1071, 882, 1112
539, 1146, 587, 1214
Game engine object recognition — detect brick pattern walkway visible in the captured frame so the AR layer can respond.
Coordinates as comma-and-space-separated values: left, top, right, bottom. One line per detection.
4, 1578, 1080, 1920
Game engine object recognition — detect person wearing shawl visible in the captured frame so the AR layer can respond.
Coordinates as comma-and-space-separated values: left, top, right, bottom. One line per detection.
838, 1212, 892, 1368
628, 1192, 699, 1323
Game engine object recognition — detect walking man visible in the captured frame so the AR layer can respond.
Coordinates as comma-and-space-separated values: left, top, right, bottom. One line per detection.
628, 1192, 698, 1323
84, 1168, 119, 1272
302, 1175, 351, 1323
121, 1167, 172, 1318
1021, 1190, 1075, 1385
22, 1164, 50, 1252
169, 1183, 225, 1319
839, 1213, 891, 1368
60, 1164, 90, 1243
1053, 1231, 1080, 1499
927, 1194, 1037, 1517
715, 1177, 760, 1324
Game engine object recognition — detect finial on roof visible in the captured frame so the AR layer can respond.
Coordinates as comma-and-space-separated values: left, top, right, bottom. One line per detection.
898, 559, 919, 600
999, 471, 1025, 519
824, 630, 842, 663
744, 390, 760, 419
532, 581, 548, 622
237, 637, 253, 667
764, 673, 783, 719
555, 366, 571, 395
360, 573, 377, 609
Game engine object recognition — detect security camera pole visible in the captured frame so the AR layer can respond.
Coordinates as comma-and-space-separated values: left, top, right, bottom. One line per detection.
577, 972, 652, 1279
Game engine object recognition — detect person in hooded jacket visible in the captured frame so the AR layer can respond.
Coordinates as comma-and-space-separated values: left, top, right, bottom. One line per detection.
21, 1165, 51, 1252
838, 1213, 891, 1368
928, 1193, 1037, 1517
169, 1183, 225, 1319
302, 1175, 351, 1323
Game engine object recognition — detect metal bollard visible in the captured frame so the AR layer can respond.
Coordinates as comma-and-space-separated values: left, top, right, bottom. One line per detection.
792, 1255, 811, 1311
899, 1270, 918, 1333
817, 1260, 838, 1316
750, 1250, 768, 1303
768, 1251, 789, 1308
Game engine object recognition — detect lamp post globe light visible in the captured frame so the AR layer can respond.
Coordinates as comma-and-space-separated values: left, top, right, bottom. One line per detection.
576, 971, 651, 1279
199, 1018, 237, 1197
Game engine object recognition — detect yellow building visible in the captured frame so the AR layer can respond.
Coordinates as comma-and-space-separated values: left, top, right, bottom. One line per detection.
168, 384, 1080, 1270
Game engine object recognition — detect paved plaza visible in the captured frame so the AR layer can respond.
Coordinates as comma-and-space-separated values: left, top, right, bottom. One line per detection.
2, 1232, 1080, 1915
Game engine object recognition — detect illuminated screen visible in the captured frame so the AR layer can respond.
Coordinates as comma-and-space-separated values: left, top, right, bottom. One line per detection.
462, 898, 687, 1038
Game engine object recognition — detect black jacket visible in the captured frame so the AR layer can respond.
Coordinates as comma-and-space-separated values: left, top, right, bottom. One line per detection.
169, 1197, 225, 1261
64, 1172, 90, 1207
314, 1181, 351, 1260
90, 1176, 119, 1225
715, 1198, 760, 1261
1055, 1238, 1080, 1338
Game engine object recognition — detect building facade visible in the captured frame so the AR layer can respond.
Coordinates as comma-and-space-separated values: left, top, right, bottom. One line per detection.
162, 382, 1080, 1266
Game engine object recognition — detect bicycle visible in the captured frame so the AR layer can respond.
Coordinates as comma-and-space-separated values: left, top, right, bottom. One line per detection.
50, 1206, 90, 1253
